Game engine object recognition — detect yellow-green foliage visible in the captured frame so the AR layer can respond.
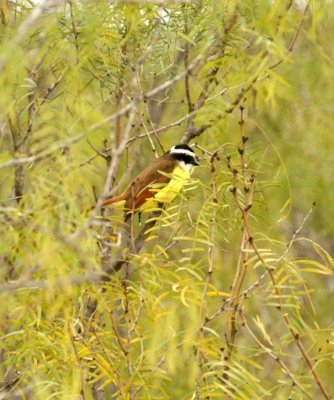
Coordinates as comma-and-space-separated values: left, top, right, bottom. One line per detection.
1, 1, 334, 399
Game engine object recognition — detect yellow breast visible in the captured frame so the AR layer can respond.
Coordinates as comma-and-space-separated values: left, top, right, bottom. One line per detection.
139, 165, 192, 211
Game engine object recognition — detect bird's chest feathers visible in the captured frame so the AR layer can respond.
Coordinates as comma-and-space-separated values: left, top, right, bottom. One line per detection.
140, 165, 192, 210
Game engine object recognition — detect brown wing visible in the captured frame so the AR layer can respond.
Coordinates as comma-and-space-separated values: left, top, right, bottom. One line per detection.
125, 155, 175, 210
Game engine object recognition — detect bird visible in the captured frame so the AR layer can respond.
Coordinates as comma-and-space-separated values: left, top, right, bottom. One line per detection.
100, 144, 200, 221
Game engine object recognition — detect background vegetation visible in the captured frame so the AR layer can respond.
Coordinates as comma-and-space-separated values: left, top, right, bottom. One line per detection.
1, 0, 334, 399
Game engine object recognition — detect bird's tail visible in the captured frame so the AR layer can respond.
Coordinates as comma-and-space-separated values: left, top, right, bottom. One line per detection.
101, 193, 127, 207
87, 194, 127, 213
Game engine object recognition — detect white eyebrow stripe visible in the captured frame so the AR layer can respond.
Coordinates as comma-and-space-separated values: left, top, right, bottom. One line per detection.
170, 148, 196, 158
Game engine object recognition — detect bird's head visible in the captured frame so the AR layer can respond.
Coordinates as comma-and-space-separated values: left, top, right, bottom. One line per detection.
169, 144, 200, 171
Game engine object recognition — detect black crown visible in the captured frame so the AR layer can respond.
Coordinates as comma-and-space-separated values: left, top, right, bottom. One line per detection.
173, 144, 195, 153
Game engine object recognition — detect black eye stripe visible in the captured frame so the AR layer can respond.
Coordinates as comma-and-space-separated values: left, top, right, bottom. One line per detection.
174, 154, 197, 164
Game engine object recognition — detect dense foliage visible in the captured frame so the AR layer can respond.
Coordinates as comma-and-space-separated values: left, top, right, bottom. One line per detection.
1, 1, 333, 399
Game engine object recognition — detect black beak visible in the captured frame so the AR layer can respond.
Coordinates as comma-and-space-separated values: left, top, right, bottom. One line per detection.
193, 157, 200, 166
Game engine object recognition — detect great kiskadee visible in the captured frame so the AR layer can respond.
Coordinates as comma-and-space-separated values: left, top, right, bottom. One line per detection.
101, 144, 200, 220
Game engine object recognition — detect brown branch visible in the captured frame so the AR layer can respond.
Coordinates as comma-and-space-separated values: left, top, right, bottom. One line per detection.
261, 255, 331, 399
269, 3, 309, 70
16, 69, 65, 151
223, 106, 254, 364
195, 151, 219, 396
40, 72, 64, 106
88, 48, 208, 133
14, 0, 62, 45
0, 133, 84, 171
5, 55, 64, 204
227, 172, 331, 399
74, 42, 203, 246
0, 270, 105, 293
110, 308, 129, 356
103, 210, 162, 274
183, 6, 193, 114
181, 3, 309, 145
240, 310, 314, 400
234, 202, 315, 302
204, 202, 315, 325
219, 138, 330, 399
181, 9, 238, 144
133, 16, 165, 156
73, 24, 165, 240
68, 0, 79, 55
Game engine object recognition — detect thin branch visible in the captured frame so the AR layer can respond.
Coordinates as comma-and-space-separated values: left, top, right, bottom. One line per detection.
103, 210, 162, 274
240, 310, 314, 400
181, 8, 238, 144
0, 133, 84, 171
204, 202, 315, 325
180, 3, 309, 144
261, 256, 331, 399
269, 3, 309, 70
15, 0, 63, 45
223, 106, 254, 364
88, 49, 207, 133
236, 202, 316, 301
195, 151, 219, 396
230, 185, 330, 399
0, 270, 105, 294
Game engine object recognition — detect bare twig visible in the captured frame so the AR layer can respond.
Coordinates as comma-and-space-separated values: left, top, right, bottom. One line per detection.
200, 132, 328, 397
15, 0, 63, 44
240, 310, 313, 400
180, 3, 309, 144
0, 133, 84, 171
103, 210, 162, 274
88, 49, 207, 133
247, 239, 331, 399
223, 106, 254, 364
0, 270, 105, 294
204, 202, 315, 325
236, 202, 315, 301
181, 8, 238, 144
269, 3, 309, 70
195, 151, 219, 395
